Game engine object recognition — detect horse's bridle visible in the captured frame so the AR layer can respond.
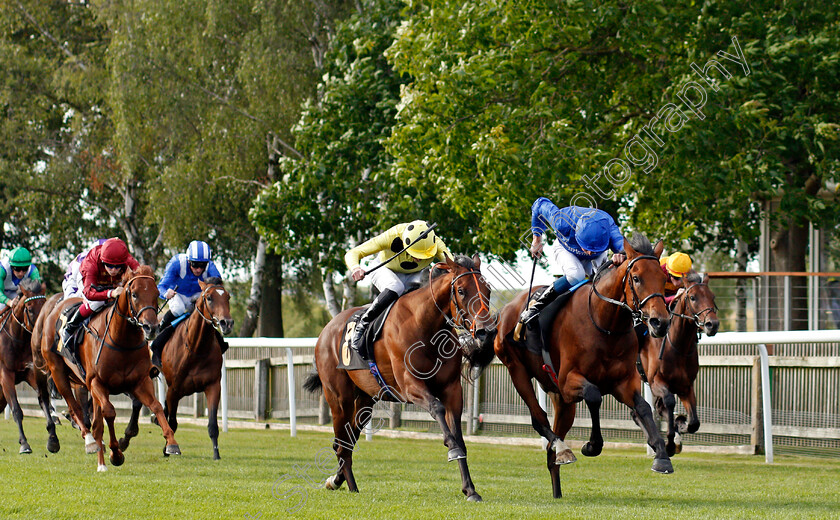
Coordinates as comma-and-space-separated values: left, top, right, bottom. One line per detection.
670, 280, 718, 329
589, 255, 666, 335
194, 283, 227, 332
11, 294, 47, 334
112, 274, 161, 327
429, 268, 491, 340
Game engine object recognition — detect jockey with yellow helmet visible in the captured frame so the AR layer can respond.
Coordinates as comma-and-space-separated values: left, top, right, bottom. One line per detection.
660, 252, 693, 305
0, 247, 42, 312
345, 221, 453, 362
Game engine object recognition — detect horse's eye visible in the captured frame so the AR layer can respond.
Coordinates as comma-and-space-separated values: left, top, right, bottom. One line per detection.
690, 295, 696, 302
457, 288, 465, 296
632, 275, 640, 284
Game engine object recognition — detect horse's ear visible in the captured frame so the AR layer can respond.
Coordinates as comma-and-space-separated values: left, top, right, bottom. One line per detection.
198, 279, 208, 290
653, 239, 665, 258
702, 272, 710, 284
446, 254, 458, 270
471, 253, 481, 269
623, 237, 638, 258
39, 282, 46, 295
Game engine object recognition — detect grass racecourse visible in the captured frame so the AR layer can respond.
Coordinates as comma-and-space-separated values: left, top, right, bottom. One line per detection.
1, 418, 839, 519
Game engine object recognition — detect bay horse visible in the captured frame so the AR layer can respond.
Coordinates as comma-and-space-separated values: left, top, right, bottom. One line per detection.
304, 254, 496, 501
119, 278, 233, 459
494, 234, 673, 498
640, 271, 719, 456
39, 265, 181, 471
0, 278, 50, 453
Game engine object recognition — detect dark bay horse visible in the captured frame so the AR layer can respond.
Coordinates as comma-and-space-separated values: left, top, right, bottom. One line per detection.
494, 234, 673, 498
119, 278, 233, 459
0, 279, 50, 453
39, 265, 180, 471
304, 255, 496, 501
640, 271, 719, 456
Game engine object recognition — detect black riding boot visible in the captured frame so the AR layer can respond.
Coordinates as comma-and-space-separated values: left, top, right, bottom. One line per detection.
352, 289, 400, 361
60, 308, 86, 377
150, 311, 176, 377
520, 276, 573, 324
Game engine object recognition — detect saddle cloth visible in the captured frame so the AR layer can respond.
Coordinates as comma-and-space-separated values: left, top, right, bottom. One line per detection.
337, 301, 397, 370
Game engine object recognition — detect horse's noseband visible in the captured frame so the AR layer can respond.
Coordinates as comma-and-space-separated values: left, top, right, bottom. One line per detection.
430, 268, 492, 349
671, 281, 718, 329
116, 275, 160, 327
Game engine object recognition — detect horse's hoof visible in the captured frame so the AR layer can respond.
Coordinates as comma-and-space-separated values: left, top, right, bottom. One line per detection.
325, 475, 342, 490
85, 442, 100, 454
47, 437, 60, 453
675, 415, 688, 434
118, 438, 129, 451
19, 444, 32, 455
651, 458, 674, 474
666, 442, 676, 457
466, 493, 482, 502
674, 433, 683, 454
581, 441, 602, 457
97, 464, 107, 473
164, 444, 181, 456
110, 450, 125, 466
551, 439, 577, 465
447, 448, 466, 461
213, 450, 220, 461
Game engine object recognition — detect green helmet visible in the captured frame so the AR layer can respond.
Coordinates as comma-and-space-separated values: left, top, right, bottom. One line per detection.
9, 247, 32, 267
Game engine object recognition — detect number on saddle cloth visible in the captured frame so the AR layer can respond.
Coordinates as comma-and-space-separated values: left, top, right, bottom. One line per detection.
54, 302, 86, 354
337, 302, 398, 371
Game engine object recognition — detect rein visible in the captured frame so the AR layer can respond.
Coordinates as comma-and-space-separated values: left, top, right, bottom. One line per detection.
1, 294, 46, 341
92, 274, 158, 363
588, 255, 666, 335
670, 281, 718, 329
182, 284, 227, 353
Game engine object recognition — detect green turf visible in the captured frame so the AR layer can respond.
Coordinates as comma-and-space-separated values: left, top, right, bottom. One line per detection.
1, 417, 838, 519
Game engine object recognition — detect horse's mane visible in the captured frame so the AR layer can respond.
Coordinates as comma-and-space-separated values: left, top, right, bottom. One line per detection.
204, 276, 223, 285
628, 232, 655, 257
427, 254, 476, 284
123, 264, 154, 282
18, 278, 42, 294
684, 271, 703, 284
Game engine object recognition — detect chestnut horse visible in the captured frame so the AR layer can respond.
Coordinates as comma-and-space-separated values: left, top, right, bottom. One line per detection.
494, 234, 673, 498
640, 271, 719, 456
304, 255, 496, 501
119, 278, 233, 459
0, 279, 49, 453
39, 265, 180, 471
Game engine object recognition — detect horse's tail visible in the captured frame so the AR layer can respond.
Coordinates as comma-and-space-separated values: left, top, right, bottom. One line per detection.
302, 368, 323, 394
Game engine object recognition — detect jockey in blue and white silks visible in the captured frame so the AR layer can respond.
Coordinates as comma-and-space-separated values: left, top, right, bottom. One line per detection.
157, 240, 222, 325
520, 197, 626, 324
62, 239, 107, 299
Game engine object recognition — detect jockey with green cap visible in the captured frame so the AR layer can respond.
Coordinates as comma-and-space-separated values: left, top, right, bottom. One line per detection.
0, 247, 42, 312
345, 221, 453, 365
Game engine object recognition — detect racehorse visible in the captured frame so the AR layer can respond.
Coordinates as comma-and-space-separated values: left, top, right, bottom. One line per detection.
119, 278, 233, 459
0, 279, 50, 453
494, 234, 673, 498
639, 271, 719, 456
304, 254, 496, 501
39, 265, 181, 471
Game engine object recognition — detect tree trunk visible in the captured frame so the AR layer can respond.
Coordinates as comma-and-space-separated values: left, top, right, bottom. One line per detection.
321, 266, 341, 317
735, 239, 749, 331
258, 252, 284, 337
238, 237, 266, 338
769, 220, 809, 330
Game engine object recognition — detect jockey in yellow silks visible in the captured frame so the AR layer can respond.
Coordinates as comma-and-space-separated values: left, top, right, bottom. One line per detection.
345, 221, 453, 362
660, 252, 693, 305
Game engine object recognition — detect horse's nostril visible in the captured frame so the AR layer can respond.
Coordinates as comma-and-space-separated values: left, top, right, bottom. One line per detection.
649, 318, 660, 328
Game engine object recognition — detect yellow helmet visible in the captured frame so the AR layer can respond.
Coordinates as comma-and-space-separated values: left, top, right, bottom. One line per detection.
402, 221, 437, 259
661, 252, 692, 278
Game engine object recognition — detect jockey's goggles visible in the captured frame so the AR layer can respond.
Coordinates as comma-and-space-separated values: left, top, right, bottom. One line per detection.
189, 261, 208, 270
103, 262, 125, 269
11, 266, 28, 273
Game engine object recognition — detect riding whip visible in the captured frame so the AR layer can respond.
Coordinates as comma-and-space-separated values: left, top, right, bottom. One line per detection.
361, 222, 439, 276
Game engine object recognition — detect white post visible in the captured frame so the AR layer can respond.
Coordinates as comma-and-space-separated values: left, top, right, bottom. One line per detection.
221, 353, 228, 433
472, 374, 481, 434
644, 382, 656, 456
537, 386, 548, 449
757, 344, 774, 463
286, 347, 296, 437
783, 276, 791, 330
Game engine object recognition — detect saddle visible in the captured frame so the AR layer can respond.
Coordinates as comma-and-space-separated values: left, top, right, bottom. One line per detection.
337, 301, 398, 370
53, 303, 86, 354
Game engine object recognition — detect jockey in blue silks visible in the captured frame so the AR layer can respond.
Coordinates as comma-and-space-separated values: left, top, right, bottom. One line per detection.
520, 197, 626, 324
151, 240, 222, 370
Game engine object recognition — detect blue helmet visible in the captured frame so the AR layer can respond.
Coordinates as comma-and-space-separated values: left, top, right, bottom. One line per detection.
574, 211, 611, 253
186, 240, 212, 262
